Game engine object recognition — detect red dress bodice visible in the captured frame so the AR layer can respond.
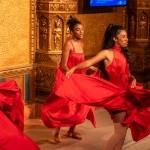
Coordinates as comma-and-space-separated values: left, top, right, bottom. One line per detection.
67, 52, 86, 74
106, 45, 130, 89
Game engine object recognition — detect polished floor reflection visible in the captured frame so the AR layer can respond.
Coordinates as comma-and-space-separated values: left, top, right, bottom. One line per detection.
25, 109, 150, 150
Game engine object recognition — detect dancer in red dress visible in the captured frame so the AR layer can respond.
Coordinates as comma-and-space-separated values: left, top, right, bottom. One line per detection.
54, 24, 150, 149
0, 80, 40, 150
41, 16, 98, 143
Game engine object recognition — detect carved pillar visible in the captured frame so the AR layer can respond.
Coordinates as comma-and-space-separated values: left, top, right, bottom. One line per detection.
127, 0, 150, 84
35, 0, 78, 100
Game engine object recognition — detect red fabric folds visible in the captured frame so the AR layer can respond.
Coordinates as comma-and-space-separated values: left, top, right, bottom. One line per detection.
0, 80, 24, 131
54, 46, 150, 142
41, 51, 97, 128
0, 80, 40, 150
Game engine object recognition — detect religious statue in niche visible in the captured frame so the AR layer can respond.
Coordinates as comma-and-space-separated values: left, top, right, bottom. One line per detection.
130, 15, 135, 39
39, 16, 48, 50
139, 15, 147, 39
53, 18, 62, 50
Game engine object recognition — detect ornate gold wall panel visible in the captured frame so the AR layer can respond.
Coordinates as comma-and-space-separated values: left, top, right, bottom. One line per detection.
0, 1, 30, 70
0, 0, 36, 102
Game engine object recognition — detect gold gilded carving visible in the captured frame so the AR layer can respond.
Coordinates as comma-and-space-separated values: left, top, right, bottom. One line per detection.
37, 3, 49, 11
35, 0, 78, 99
39, 15, 48, 50
53, 18, 62, 50
37, 2, 77, 12
50, 3, 60, 11
36, 66, 56, 90
66, 3, 76, 11
59, 4, 66, 11
35, 53, 49, 63
49, 54, 61, 66
30, 0, 36, 64
35, 52, 61, 66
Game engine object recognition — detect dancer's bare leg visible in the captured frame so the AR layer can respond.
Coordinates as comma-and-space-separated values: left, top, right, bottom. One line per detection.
103, 112, 127, 150
67, 126, 82, 139
53, 127, 61, 143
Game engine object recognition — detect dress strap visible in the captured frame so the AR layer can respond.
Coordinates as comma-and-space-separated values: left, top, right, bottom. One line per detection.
69, 40, 76, 52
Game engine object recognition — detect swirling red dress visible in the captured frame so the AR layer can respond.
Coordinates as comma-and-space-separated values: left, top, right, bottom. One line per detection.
41, 44, 97, 128
55, 45, 150, 142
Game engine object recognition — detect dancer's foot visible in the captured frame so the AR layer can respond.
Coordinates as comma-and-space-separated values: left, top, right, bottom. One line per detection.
67, 131, 82, 140
54, 132, 61, 143
53, 128, 61, 143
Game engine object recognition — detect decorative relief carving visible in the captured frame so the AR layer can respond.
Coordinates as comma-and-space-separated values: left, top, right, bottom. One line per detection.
37, 2, 49, 11
49, 54, 61, 66
35, 53, 49, 63
138, 13, 148, 39
37, 2, 77, 12
35, 52, 61, 65
127, 0, 150, 84
66, 3, 76, 11
137, 1, 150, 7
30, 0, 36, 64
129, 14, 136, 39
39, 15, 48, 50
53, 18, 62, 50
36, 66, 56, 90
35, 0, 78, 99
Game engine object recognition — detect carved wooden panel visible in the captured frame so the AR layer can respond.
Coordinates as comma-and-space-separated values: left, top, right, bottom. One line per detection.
35, 0, 77, 100
127, 0, 150, 84
39, 15, 49, 50
137, 11, 149, 39
35, 52, 61, 66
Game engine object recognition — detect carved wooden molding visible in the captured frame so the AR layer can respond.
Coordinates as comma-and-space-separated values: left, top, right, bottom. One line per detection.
30, 0, 37, 64
37, 1, 77, 13
0, 65, 33, 77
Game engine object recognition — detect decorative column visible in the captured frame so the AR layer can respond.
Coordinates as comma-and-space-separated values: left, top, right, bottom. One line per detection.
35, 0, 78, 100
127, 0, 150, 86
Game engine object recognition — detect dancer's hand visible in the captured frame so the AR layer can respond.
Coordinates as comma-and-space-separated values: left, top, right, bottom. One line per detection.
89, 66, 99, 72
131, 78, 136, 88
66, 67, 75, 78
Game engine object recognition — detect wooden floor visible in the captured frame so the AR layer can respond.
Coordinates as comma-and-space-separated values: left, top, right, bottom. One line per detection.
25, 109, 150, 150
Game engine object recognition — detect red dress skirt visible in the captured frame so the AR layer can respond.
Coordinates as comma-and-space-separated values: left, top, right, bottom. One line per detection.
41, 51, 97, 128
